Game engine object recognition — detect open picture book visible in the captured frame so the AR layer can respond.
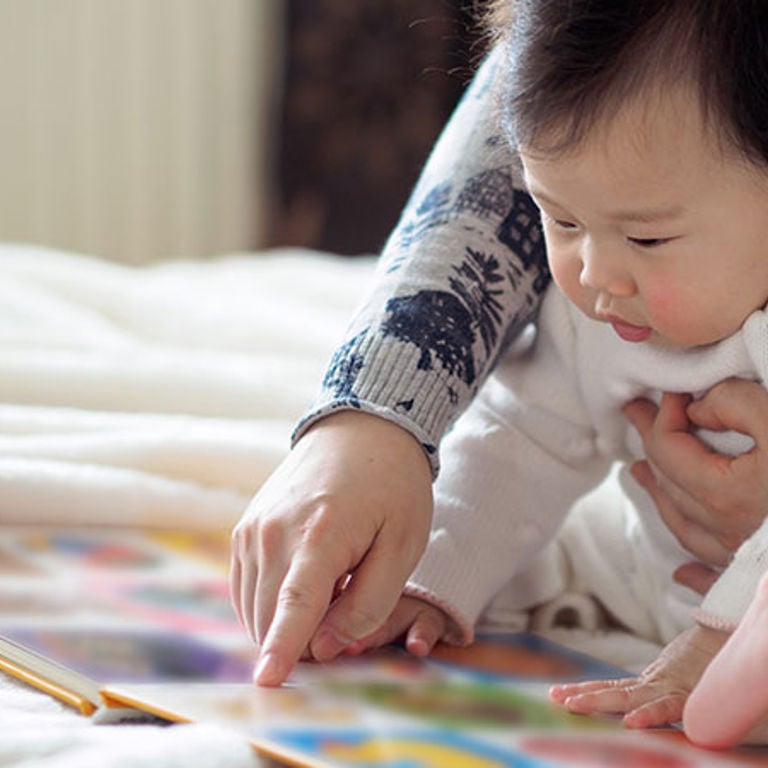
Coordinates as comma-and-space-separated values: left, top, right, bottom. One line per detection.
1, 525, 766, 768
0, 524, 249, 715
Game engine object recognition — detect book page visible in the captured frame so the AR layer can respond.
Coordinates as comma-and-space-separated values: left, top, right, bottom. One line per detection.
104, 634, 762, 768
0, 525, 253, 710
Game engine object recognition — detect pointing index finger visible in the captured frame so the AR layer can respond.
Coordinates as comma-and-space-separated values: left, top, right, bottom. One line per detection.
254, 552, 339, 686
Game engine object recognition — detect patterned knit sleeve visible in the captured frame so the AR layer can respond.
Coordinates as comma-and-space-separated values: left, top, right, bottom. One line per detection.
292, 43, 550, 476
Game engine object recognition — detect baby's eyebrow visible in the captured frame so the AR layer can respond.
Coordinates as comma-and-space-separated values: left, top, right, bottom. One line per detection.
526, 183, 686, 225
606, 204, 686, 223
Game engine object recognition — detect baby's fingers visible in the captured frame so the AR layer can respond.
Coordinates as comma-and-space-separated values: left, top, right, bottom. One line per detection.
549, 677, 637, 705
346, 599, 447, 658
552, 677, 686, 730
623, 693, 686, 729
345, 624, 401, 656
555, 678, 655, 716
404, 608, 447, 657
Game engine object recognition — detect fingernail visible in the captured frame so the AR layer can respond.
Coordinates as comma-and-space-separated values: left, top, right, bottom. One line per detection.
254, 652, 284, 686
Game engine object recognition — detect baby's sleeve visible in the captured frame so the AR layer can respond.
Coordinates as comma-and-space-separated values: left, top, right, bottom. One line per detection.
405, 289, 611, 644
693, 515, 768, 632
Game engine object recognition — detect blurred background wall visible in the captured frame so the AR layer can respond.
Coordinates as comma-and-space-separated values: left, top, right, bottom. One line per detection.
0, 1, 488, 264
272, 0, 490, 256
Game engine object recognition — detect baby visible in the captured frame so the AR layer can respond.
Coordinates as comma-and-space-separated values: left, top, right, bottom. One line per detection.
347, 0, 768, 746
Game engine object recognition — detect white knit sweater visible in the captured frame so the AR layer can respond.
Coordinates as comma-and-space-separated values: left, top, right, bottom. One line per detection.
406, 285, 768, 643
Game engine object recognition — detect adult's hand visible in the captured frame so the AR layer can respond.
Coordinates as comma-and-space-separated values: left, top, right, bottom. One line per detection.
230, 411, 433, 686
624, 378, 768, 570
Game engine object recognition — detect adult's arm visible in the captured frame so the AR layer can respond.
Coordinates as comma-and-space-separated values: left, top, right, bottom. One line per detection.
232, 43, 551, 686
292, 43, 549, 475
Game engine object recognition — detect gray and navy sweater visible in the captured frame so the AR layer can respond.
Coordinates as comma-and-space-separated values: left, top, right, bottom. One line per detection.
293, 45, 550, 475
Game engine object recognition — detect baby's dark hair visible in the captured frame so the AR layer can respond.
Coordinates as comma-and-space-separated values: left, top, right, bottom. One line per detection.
489, 0, 768, 165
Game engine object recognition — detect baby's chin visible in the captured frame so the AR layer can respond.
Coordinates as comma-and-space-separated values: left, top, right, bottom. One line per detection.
643, 331, 728, 351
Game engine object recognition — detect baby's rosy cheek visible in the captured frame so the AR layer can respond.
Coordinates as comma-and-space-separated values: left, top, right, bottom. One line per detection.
645, 288, 708, 343
645, 290, 688, 334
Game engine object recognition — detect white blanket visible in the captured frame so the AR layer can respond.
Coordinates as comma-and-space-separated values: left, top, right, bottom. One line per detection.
0, 244, 376, 530
0, 244, 377, 768
0, 674, 264, 768
0, 244, 660, 767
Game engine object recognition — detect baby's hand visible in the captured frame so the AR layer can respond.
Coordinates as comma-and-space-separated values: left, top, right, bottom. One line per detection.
345, 596, 450, 657
549, 624, 729, 728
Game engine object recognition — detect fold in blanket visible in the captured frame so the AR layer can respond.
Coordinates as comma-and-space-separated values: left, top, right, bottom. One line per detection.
0, 244, 376, 528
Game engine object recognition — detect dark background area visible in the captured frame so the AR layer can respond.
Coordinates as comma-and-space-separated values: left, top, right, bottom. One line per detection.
270, 0, 492, 255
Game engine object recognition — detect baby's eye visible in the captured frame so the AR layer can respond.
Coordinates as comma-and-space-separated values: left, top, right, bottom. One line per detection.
539, 210, 577, 231
628, 237, 671, 248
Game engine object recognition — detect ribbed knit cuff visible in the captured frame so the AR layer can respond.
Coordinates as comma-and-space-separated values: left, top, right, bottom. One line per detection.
690, 607, 738, 634
292, 331, 461, 477
699, 516, 768, 627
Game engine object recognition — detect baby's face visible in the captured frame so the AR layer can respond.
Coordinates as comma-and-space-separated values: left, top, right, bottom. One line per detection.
520, 88, 768, 348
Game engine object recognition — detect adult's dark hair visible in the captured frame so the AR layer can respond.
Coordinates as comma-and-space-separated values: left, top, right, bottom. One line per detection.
489, 0, 768, 165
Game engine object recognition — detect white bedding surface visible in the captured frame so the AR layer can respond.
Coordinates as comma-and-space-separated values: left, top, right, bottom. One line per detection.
0, 244, 376, 529
0, 244, 660, 767
0, 244, 377, 767
0, 673, 265, 768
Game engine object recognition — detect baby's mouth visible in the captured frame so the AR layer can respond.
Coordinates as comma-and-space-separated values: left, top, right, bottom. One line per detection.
605, 315, 652, 342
